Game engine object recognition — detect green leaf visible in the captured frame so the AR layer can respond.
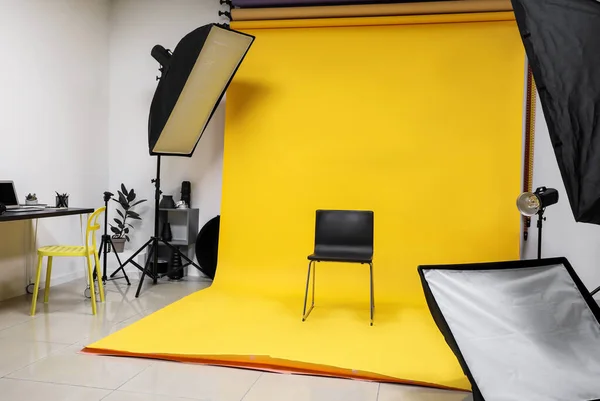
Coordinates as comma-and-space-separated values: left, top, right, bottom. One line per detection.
127, 211, 141, 220
125, 235, 130, 242
127, 223, 134, 228
110, 227, 120, 235
118, 192, 128, 208
116, 209, 124, 218
130, 199, 147, 207
121, 183, 128, 197
124, 227, 130, 234
113, 218, 123, 226
127, 189, 135, 202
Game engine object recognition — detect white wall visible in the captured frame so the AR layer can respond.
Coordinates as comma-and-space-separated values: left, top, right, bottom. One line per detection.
107, 0, 224, 275
522, 96, 600, 292
0, 0, 110, 300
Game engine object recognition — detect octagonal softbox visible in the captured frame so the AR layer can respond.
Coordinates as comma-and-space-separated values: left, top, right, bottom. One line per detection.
418, 258, 600, 401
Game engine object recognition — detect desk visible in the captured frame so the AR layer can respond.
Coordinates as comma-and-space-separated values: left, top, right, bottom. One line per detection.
0, 208, 94, 293
0, 208, 94, 222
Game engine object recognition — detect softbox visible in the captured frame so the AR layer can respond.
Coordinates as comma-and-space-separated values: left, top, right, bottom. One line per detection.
418, 258, 600, 401
148, 24, 254, 156
510, 0, 600, 224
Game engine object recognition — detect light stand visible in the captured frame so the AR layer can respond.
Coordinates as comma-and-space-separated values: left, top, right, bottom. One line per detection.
517, 186, 558, 260
95, 191, 130, 285
116, 156, 201, 297
536, 208, 545, 260
120, 24, 253, 298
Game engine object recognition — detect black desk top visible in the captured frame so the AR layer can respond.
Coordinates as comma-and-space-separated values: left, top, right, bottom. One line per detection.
0, 208, 94, 223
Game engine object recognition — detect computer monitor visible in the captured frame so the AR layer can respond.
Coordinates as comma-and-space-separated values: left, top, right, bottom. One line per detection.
0, 181, 19, 208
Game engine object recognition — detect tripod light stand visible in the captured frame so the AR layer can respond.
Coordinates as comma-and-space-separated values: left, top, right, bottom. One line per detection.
99, 191, 130, 285
117, 24, 255, 298
517, 186, 559, 259
86, 192, 130, 298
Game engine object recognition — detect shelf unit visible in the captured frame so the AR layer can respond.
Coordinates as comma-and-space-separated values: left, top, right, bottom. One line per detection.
146, 208, 199, 278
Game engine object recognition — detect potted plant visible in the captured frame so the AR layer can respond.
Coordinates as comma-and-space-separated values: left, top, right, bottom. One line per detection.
110, 184, 146, 253
25, 193, 38, 205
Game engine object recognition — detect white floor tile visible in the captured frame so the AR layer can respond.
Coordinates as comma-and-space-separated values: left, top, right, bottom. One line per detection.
103, 390, 204, 401
0, 378, 110, 401
0, 339, 67, 377
242, 373, 379, 401
0, 295, 64, 331
75, 313, 144, 347
120, 361, 261, 401
7, 344, 153, 389
377, 383, 472, 401
0, 311, 113, 344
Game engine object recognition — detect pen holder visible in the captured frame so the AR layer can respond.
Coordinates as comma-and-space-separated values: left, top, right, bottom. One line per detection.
55, 194, 69, 208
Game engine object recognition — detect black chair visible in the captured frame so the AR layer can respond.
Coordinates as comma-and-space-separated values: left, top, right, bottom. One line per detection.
302, 209, 374, 325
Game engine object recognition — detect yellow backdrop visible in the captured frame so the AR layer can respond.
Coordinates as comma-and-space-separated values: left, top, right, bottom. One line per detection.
86, 13, 525, 391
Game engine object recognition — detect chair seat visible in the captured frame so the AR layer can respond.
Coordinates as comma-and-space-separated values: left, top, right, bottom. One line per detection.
308, 252, 372, 263
38, 245, 93, 257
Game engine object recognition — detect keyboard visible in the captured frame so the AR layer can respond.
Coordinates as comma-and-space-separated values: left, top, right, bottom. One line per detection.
6, 206, 46, 212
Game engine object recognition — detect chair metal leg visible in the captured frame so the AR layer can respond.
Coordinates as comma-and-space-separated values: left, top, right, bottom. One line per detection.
43, 257, 53, 303
302, 261, 316, 321
369, 262, 374, 326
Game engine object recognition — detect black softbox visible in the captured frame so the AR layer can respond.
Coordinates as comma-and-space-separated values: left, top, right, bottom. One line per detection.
419, 258, 600, 401
510, 0, 600, 224
148, 24, 254, 157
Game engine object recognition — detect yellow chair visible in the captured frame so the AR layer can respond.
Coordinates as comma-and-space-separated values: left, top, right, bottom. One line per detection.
30, 207, 106, 316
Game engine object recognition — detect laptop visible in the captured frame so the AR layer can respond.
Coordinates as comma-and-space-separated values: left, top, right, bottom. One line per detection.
0, 181, 45, 211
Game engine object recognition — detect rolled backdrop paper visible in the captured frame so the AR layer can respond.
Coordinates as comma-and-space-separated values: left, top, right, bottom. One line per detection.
232, 0, 451, 7
85, 12, 525, 391
230, 11, 515, 28
232, 0, 513, 21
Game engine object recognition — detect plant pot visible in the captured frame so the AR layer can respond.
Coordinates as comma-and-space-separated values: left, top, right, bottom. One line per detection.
111, 237, 126, 253
25, 200, 38, 206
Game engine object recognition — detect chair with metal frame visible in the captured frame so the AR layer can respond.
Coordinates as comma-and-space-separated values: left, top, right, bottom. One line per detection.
302, 209, 374, 325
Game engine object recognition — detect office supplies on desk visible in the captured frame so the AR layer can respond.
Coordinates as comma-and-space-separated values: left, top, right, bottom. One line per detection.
0, 181, 46, 211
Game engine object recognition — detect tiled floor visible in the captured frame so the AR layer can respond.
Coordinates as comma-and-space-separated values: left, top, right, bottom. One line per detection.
0, 275, 472, 401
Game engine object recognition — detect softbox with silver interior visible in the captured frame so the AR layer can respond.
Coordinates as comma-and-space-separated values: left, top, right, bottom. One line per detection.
419, 258, 600, 401
148, 24, 254, 156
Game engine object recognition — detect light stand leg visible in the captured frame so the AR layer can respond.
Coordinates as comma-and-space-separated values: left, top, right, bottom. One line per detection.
107, 236, 130, 285
135, 241, 155, 298
537, 209, 545, 260
152, 156, 161, 285
159, 239, 201, 275
133, 155, 163, 297
118, 237, 155, 277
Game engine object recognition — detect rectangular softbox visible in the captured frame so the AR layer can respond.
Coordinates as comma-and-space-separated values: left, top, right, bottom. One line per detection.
511, 0, 600, 224
148, 24, 254, 156
419, 258, 600, 401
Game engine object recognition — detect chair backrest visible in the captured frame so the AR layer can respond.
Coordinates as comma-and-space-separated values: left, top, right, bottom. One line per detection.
314, 209, 374, 254
85, 207, 106, 251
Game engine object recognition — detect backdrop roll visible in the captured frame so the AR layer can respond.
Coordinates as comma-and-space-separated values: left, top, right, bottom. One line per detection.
232, 0, 513, 21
